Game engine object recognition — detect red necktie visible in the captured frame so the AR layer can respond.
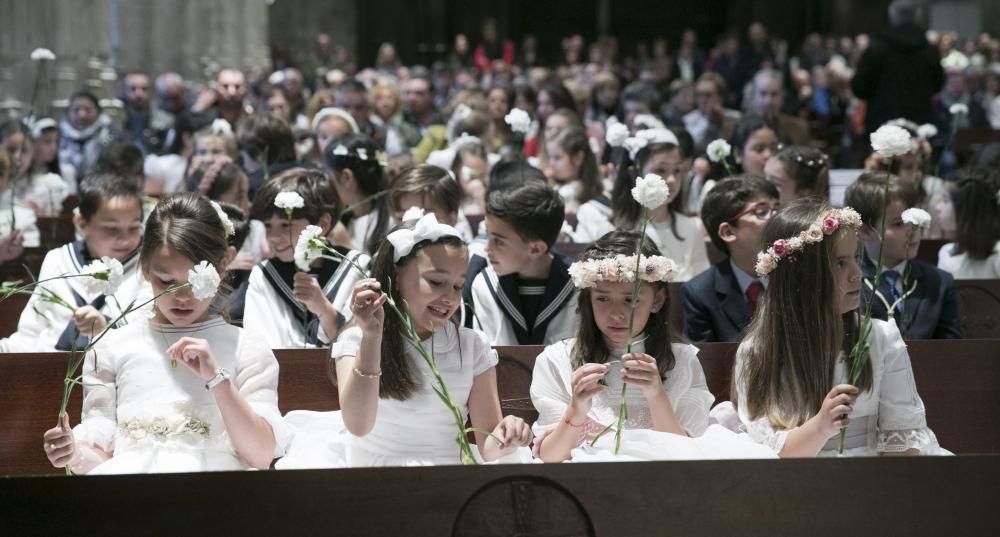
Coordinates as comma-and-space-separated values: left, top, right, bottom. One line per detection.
746, 280, 764, 318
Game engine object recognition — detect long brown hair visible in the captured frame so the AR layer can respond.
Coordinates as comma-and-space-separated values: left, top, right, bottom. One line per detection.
571, 231, 677, 379
950, 167, 1000, 260
611, 142, 686, 240
367, 220, 467, 400
736, 199, 872, 429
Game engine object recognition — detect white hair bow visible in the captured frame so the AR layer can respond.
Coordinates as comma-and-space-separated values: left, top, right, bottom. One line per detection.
386, 213, 463, 262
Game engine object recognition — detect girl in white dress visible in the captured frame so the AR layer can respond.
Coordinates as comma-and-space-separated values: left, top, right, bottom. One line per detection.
277, 214, 533, 468
245, 169, 369, 348
937, 168, 1000, 279
42, 194, 292, 474
325, 133, 391, 255
531, 231, 774, 462
544, 126, 602, 216
732, 200, 944, 457
575, 128, 709, 281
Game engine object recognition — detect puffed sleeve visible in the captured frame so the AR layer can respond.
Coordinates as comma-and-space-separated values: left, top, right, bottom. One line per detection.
470, 328, 499, 376
330, 326, 364, 360
234, 329, 294, 457
667, 344, 714, 436
872, 320, 939, 453
529, 341, 573, 439
72, 341, 119, 453
733, 340, 790, 453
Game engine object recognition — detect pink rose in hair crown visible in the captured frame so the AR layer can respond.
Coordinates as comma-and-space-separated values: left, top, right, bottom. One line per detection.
822, 215, 840, 234
771, 239, 790, 258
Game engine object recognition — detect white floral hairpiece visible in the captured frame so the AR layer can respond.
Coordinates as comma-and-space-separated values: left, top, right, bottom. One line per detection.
624, 128, 678, 160
605, 121, 629, 148
386, 213, 463, 262
569, 254, 676, 289
331, 144, 370, 161
450, 132, 482, 150
755, 207, 863, 277
209, 200, 236, 237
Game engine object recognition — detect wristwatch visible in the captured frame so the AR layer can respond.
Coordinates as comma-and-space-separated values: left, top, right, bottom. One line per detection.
205, 368, 231, 391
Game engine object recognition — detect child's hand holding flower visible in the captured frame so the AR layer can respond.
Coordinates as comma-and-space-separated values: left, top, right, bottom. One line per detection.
73, 305, 108, 337
350, 278, 387, 335
293, 272, 336, 319
569, 363, 610, 417
621, 352, 664, 399
166, 337, 221, 382
43, 413, 76, 469
486, 415, 533, 455
812, 384, 859, 439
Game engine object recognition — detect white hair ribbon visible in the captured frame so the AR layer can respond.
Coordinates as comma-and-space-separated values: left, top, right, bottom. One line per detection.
386, 213, 463, 262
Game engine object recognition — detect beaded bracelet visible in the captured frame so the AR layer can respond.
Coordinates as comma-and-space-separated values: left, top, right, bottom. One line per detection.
353, 367, 382, 379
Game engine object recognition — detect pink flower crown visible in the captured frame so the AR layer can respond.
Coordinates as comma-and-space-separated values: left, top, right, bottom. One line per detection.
569, 254, 677, 289
755, 207, 863, 277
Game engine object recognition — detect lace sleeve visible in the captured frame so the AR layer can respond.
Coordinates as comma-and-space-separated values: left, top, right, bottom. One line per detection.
873, 320, 935, 453
72, 345, 118, 453
669, 344, 714, 437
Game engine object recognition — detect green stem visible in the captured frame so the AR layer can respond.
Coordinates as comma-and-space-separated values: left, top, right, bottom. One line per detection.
338, 190, 388, 221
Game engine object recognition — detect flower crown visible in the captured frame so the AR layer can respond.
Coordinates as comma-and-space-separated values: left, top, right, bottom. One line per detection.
569, 254, 676, 289
755, 207, 863, 277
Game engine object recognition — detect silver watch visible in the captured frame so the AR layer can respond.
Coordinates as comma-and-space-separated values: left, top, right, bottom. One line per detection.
205, 368, 231, 390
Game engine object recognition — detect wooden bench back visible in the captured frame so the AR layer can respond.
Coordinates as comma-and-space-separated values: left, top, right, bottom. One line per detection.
3, 339, 998, 475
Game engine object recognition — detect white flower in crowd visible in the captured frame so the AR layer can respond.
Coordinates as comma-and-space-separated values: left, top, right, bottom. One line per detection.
210, 118, 232, 136
332, 144, 350, 156
869, 125, 912, 158
622, 137, 648, 160
188, 261, 221, 300
30, 48, 56, 61
402, 206, 426, 222
633, 113, 664, 130
605, 122, 629, 148
706, 139, 732, 163
82, 257, 124, 296
293, 225, 326, 272
901, 208, 932, 229
504, 108, 531, 135
274, 191, 305, 212
941, 50, 970, 72
916, 124, 938, 140
949, 103, 969, 116
631, 173, 670, 210
209, 201, 235, 237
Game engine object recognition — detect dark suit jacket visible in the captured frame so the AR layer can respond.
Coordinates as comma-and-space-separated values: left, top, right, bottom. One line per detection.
861, 258, 961, 340
682, 260, 751, 342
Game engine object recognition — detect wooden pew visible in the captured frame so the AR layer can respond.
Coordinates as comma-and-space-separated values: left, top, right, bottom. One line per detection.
955, 279, 1000, 339
3, 456, 999, 535
3, 340, 999, 476
0, 292, 29, 338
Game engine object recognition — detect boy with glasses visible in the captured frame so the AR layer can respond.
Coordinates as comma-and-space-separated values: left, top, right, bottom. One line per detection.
682, 176, 779, 342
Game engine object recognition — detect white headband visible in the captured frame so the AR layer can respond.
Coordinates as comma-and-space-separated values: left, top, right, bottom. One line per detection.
311, 107, 360, 134
386, 213, 463, 262
624, 128, 679, 160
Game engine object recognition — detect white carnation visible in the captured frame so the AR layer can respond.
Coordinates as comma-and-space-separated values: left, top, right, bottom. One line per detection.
293, 225, 326, 272
706, 139, 732, 163
30, 48, 56, 61
187, 261, 221, 301
869, 125, 912, 158
916, 124, 938, 140
631, 173, 670, 210
949, 103, 969, 116
401, 206, 426, 222
623, 137, 648, 160
901, 208, 932, 229
605, 122, 629, 148
274, 191, 305, 211
504, 108, 532, 135
210, 119, 232, 136
941, 50, 970, 72
82, 257, 124, 296
209, 201, 235, 237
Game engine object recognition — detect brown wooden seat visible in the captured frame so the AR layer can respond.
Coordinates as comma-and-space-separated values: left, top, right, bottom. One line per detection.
0, 293, 30, 338
3, 340, 999, 476
954, 280, 1000, 339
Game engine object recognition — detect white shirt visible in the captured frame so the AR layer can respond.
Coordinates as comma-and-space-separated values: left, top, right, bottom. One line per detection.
937, 241, 1000, 279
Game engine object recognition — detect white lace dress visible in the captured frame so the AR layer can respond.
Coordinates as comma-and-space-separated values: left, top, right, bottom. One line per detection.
73, 317, 293, 474
530, 338, 776, 461
276, 323, 531, 468
733, 319, 946, 457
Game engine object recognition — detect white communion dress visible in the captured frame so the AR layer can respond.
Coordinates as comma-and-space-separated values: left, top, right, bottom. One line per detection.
530, 338, 777, 462
276, 323, 532, 468
73, 316, 293, 474
732, 319, 947, 457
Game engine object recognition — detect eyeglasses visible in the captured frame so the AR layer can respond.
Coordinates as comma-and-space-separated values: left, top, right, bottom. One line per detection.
728, 202, 778, 223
